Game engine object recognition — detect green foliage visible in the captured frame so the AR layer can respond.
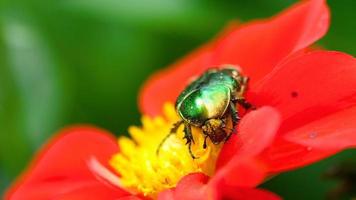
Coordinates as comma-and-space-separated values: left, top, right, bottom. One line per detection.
0, 0, 355, 198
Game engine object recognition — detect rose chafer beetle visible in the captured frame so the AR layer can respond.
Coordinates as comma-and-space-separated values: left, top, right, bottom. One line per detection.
157, 66, 252, 159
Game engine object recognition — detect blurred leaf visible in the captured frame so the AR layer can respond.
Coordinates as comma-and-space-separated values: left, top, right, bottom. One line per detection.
58, 0, 295, 38
0, 11, 66, 178
60, 0, 222, 36
320, 0, 356, 55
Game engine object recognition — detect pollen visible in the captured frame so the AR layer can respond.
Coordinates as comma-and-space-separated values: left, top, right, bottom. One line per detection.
109, 103, 223, 197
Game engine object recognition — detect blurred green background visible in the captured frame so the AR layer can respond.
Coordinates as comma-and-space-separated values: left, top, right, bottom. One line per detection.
0, 0, 355, 199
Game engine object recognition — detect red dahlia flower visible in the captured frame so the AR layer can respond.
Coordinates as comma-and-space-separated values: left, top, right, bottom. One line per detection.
5, 0, 356, 199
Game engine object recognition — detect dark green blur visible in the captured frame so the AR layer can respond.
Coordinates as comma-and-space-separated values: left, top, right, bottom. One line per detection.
0, 0, 355, 199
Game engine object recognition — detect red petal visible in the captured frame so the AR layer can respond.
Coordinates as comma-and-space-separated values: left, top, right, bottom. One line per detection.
215, 0, 329, 86
285, 106, 356, 150
213, 158, 267, 188
158, 173, 209, 200
251, 51, 356, 172
217, 186, 281, 200
158, 173, 281, 200
258, 138, 337, 172
139, 0, 329, 116
252, 51, 356, 134
157, 189, 175, 200
217, 106, 281, 169
118, 196, 145, 200
5, 126, 129, 200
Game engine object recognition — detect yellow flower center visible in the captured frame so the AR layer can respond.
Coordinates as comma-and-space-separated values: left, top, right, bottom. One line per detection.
109, 103, 223, 197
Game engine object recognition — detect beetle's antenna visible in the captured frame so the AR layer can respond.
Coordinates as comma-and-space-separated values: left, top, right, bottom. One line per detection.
156, 120, 184, 156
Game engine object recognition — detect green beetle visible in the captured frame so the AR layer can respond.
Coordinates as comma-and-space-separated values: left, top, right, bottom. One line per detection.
157, 66, 252, 159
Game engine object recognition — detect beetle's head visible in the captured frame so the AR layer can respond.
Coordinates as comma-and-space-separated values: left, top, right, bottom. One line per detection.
202, 119, 227, 144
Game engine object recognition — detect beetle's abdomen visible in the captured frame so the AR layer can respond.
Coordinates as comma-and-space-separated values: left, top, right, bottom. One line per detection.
177, 85, 230, 126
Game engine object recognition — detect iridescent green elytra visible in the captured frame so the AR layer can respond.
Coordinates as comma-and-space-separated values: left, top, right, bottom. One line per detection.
176, 69, 237, 126
157, 66, 252, 159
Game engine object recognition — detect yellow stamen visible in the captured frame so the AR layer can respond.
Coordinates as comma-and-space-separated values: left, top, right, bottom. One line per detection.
109, 103, 223, 197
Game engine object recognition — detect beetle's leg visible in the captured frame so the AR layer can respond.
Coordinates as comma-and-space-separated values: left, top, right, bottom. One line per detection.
235, 98, 255, 110
188, 142, 197, 159
156, 120, 183, 155
236, 76, 249, 97
183, 123, 198, 159
201, 128, 208, 149
230, 101, 240, 130
225, 102, 240, 142
233, 76, 255, 110
183, 123, 195, 144
203, 135, 208, 149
